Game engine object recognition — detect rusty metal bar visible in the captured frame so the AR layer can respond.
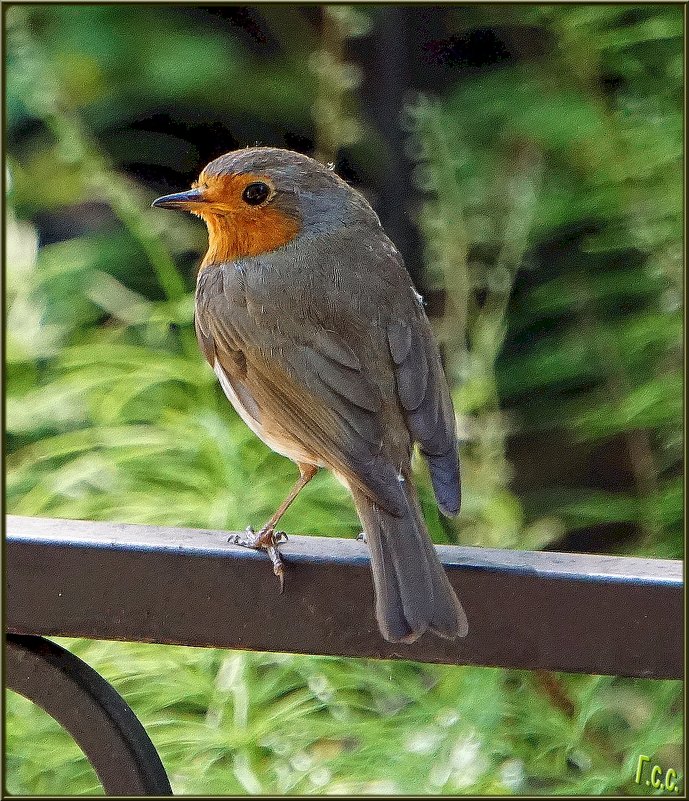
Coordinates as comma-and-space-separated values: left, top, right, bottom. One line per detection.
6, 515, 683, 679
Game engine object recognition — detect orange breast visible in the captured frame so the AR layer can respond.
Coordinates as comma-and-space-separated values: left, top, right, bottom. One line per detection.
200, 207, 300, 267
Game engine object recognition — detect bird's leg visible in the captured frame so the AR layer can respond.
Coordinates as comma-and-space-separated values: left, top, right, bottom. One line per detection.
229, 463, 318, 591
256, 463, 319, 541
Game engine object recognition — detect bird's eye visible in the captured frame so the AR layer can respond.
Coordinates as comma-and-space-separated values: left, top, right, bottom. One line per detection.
242, 182, 271, 206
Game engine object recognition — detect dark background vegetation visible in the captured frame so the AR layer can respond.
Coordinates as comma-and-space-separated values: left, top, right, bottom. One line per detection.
5, 3, 683, 795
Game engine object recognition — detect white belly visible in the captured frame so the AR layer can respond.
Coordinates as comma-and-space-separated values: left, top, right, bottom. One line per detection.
213, 360, 321, 466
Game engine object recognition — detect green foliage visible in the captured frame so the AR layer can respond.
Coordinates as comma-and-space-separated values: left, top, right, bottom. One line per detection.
407, 3, 683, 554
5, 4, 683, 796
5, 642, 684, 796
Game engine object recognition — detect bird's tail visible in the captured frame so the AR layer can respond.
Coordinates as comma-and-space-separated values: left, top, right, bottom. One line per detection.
350, 480, 468, 644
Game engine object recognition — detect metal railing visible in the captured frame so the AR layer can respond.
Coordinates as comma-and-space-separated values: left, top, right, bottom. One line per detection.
6, 515, 683, 795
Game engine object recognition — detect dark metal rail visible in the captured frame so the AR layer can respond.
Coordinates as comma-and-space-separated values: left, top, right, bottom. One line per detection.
7, 515, 683, 679
7, 634, 172, 796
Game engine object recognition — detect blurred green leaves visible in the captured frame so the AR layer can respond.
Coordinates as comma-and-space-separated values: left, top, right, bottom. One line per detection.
407, 4, 682, 555
7, 5, 316, 129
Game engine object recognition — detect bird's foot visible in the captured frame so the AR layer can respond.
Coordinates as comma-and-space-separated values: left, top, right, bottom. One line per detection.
229, 526, 288, 593
357, 531, 368, 543
229, 526, 288, 548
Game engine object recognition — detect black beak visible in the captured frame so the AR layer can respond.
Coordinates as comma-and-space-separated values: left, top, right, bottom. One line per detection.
151, 188, 205, 209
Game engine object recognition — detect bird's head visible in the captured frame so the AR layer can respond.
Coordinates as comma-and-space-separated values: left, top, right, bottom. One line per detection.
152, 147, 378, 268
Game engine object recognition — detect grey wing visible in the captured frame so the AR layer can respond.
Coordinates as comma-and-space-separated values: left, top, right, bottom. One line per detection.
387, 303, 461, 517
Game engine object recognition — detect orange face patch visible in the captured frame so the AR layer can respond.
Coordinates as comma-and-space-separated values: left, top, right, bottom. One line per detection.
191, 172, 301, 268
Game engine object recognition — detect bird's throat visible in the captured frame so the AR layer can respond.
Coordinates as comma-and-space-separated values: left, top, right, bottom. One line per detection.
199, 209, 300, 269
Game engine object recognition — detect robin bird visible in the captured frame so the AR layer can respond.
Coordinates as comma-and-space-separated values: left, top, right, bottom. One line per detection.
152, 147, 468, 644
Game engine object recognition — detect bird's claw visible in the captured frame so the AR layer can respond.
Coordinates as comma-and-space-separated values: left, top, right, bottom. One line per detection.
270, 550, 285, 594
228, 526, 287, 592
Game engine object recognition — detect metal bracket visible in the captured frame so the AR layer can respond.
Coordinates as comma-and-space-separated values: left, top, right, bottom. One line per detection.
6, 634, 172, 796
